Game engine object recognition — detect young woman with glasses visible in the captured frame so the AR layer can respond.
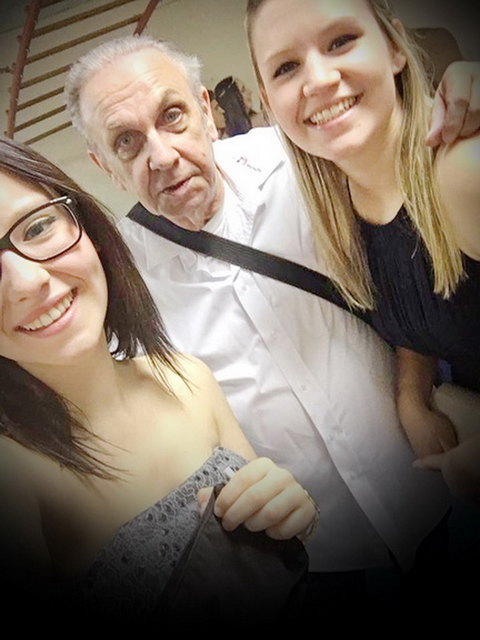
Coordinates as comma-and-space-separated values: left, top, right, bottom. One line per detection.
0, 135, 316, 623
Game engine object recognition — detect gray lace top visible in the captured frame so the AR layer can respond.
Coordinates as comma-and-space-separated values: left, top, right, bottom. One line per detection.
72, 446, 247, 616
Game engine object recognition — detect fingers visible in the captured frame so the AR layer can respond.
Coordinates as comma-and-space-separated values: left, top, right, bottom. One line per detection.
439, 79, 471, 146
426, 91, 447, 147
413, 452, 444, 471
435, 416, 458, 452
460, 74, 480, 138
197, 486, 214, 516
427, 61, 480, 146
214, 458, 290, 526
214, 458, 317, 539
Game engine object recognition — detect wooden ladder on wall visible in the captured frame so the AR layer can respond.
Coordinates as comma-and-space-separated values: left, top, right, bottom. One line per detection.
4, 0, 162, 145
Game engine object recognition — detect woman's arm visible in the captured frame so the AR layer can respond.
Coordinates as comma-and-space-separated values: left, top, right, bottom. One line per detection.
415, 434, 480, 508
396, 347, 457, 457
436, 135, 480, 260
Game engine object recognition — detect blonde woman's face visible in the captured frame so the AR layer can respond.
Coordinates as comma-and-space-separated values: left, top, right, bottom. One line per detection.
251, 0, 406, 163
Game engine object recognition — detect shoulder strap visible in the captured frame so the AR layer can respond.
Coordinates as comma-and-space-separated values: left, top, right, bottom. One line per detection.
127, 203, 368, 321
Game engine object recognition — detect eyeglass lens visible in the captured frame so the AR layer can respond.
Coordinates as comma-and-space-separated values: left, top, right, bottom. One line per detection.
10, 203, 80, 260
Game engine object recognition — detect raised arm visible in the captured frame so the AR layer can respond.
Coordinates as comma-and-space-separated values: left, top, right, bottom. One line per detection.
435, 134, 480, 260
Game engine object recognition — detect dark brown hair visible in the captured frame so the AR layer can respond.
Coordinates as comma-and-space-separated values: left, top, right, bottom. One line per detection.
0, 135, 182, 477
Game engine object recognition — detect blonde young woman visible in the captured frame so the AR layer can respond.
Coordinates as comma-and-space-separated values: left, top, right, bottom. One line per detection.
245, 0, 480, 506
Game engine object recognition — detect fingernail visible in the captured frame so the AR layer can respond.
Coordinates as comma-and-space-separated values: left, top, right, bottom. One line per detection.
224, 466, 235, 480
412, 459, 424, 469
214, 504, 223, 517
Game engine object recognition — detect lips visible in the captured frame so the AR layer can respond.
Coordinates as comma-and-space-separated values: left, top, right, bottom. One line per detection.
306, 95, 359, 126
162, 177, 191, 194
17, 290, 76, 332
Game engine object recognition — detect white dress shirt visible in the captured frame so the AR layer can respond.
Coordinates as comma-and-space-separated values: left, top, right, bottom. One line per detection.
118, 127, 450, 572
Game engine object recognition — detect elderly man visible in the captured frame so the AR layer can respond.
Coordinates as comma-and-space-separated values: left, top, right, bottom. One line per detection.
65, 34, 476, 605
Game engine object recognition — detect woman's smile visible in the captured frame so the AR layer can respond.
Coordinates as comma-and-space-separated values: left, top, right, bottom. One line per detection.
17, 288, 76, 333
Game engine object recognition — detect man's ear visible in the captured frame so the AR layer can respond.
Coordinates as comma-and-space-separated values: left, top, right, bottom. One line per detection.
200, 86, 219, 142
88, 149, 125, 190
390, 18, 408, 75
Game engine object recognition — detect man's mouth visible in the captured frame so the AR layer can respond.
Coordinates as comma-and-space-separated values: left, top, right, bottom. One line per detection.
306, 96, 359, 126
18, 290, 76, 332
162, 177, 190, 194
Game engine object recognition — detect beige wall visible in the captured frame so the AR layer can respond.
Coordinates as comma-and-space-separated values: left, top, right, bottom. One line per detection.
0, 0, 253, 218
0, 0, 478, 219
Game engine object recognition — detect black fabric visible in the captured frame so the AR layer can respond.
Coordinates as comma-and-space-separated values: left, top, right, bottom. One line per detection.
359, 208, 480, 391
127, 202, 368, 321
160, 484, 308, 628
9, 486, 308, 629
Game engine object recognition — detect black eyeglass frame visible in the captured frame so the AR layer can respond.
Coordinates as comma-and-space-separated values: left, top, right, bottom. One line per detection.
0, 195, 83, 263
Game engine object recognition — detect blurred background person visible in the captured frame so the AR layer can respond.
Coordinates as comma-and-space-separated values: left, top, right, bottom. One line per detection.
208, 89, 227, 139
214, 75, 252, 137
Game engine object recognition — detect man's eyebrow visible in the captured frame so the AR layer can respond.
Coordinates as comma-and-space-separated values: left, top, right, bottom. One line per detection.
106, 89, 184, 132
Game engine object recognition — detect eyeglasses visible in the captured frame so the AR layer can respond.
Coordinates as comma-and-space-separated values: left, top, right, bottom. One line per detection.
0, 195, 82, 264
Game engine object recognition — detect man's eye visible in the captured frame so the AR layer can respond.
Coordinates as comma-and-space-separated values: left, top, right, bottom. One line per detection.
116, 132, 135, 149
114, 132, 141, 159
329, 33, 357, 51
273, 61, 299, 79
164, 107, 183, 124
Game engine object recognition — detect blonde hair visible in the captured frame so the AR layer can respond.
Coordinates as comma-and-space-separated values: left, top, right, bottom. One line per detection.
246, 0, 465, 310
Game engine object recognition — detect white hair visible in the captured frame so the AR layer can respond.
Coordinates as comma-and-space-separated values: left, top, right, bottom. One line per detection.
64, 34, 203, 140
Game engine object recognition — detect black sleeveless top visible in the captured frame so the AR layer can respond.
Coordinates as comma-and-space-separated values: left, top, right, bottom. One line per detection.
358, 208, 480, 391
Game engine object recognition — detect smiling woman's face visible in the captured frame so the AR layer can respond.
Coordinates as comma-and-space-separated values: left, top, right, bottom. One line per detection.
250, 0, 406, 163
0, 170, 108, 372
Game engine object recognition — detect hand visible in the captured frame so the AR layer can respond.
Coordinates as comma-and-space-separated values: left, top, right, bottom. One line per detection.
426, 61, 480, 147
198, 457, 318, 540
399, 400, 458, 459
414, 434, 480, 507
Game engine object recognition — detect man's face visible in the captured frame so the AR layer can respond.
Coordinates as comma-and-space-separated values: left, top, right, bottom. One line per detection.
81, 48, 224, 230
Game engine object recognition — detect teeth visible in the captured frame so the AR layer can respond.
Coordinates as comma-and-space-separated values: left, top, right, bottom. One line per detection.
309, 96, 357, 125
21, 291, 74, 331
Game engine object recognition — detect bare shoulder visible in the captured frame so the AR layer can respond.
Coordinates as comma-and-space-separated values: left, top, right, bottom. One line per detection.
174, 355, 256, 460
0, 434, 36, 480
175, 353, 216, 384
0, 435, 50, 511
133, 352, 217, 398
435, 136, 480, 259
0, 436, 51, 576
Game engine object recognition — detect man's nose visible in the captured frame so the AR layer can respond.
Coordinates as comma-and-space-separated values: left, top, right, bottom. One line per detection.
147, 132, 180, 171
1, 251, 50, 303
302, 51, 341, 97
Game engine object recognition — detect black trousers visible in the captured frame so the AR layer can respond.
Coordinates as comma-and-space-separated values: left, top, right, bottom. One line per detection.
301, 508, 479, 621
